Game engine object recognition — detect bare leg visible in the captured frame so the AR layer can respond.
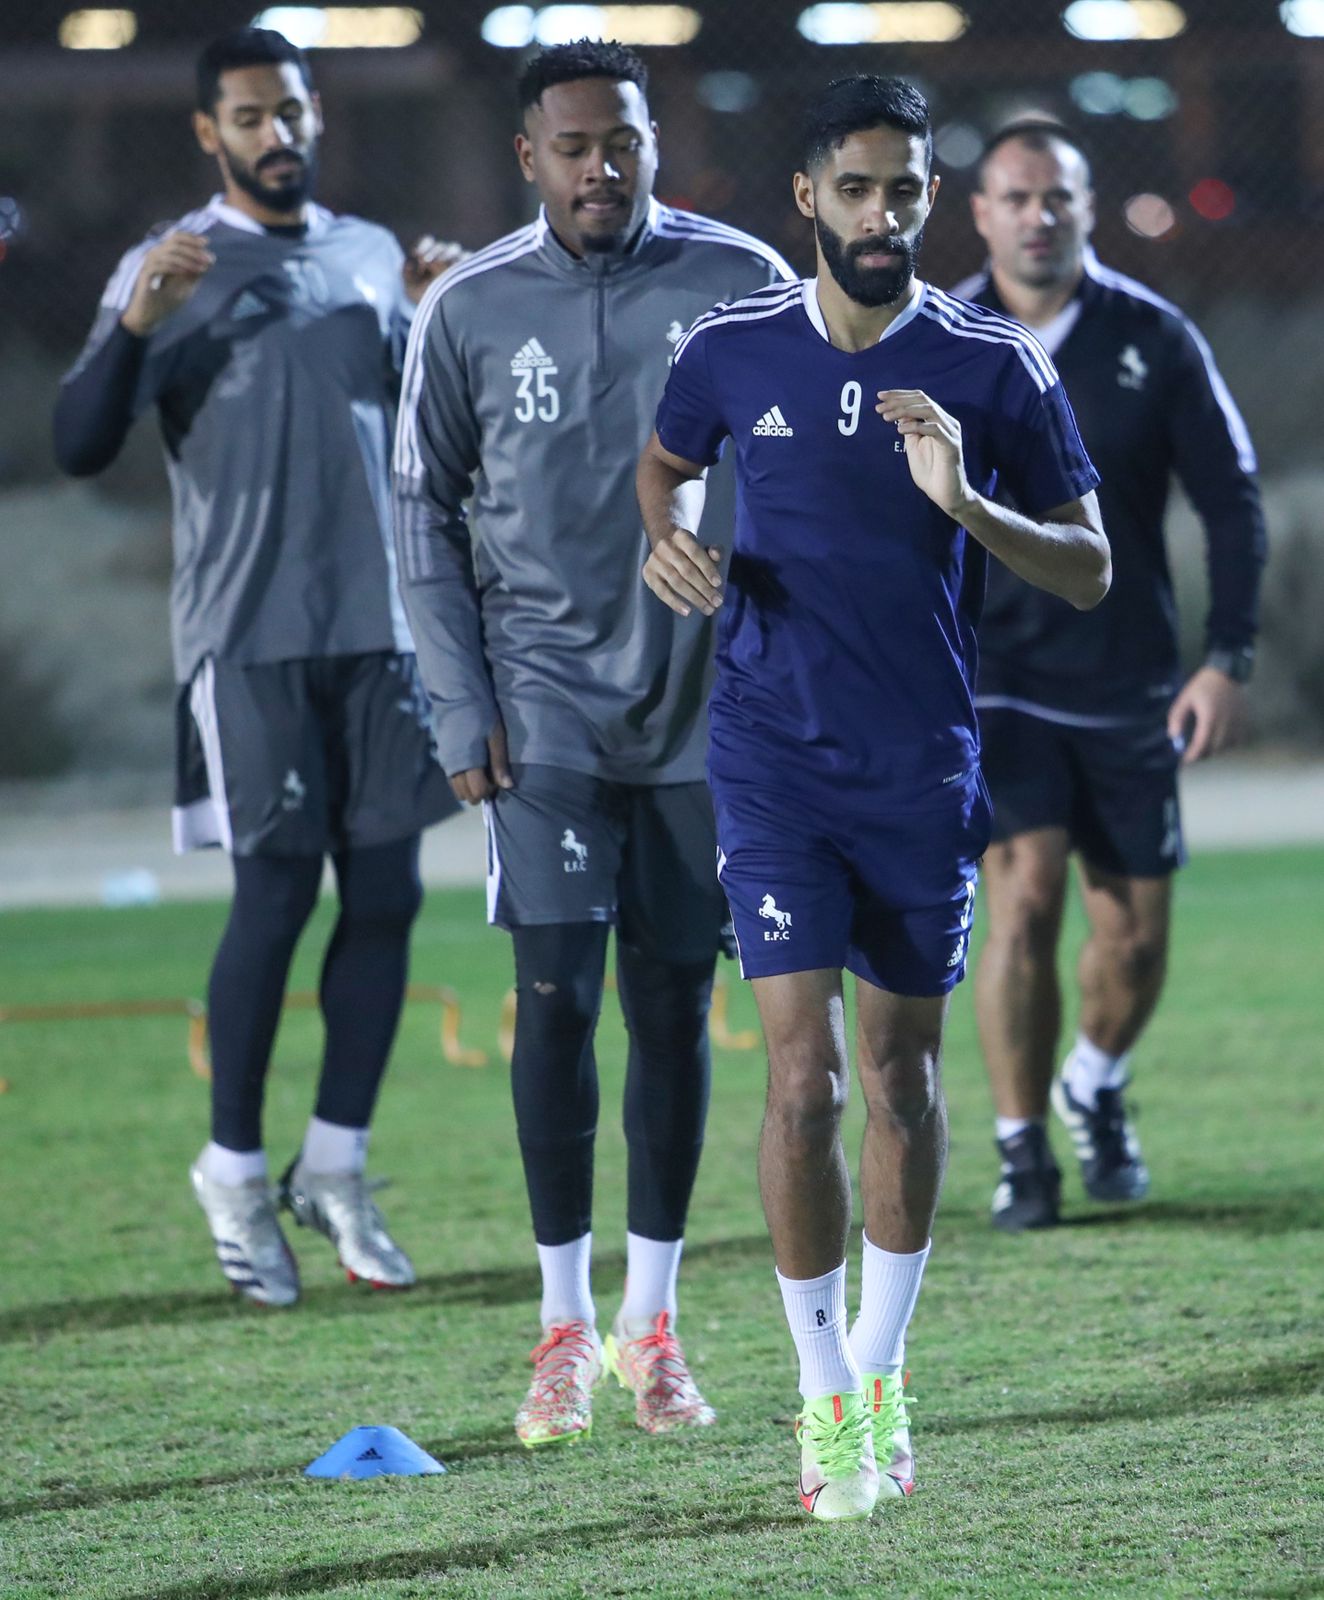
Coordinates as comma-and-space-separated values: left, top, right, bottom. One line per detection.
752, 969, 850, 1279
855, 983, 950, 1253
1075, 864, 1172, 1056
973, 829, 1071, 1121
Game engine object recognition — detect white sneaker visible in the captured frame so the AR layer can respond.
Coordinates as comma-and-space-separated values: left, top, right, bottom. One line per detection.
795, 1390, 880, 1521
861, 1372, 917, 1496
278, 1161, 415, 1288
189, 1157, 299, 1307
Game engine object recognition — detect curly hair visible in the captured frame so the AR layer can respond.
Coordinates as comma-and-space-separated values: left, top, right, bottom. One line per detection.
517, 39, 648, 112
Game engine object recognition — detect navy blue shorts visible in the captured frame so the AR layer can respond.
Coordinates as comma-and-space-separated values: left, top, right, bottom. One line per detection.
712, 773, 993, 996
979, 708, 1185, 878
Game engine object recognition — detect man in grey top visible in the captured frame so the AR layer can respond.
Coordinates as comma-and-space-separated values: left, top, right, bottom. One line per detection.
54, 28, 460, 1307
395, 39, 792, 1447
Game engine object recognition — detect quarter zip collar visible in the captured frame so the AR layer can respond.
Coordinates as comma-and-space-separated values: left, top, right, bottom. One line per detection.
536, 196, 661, 279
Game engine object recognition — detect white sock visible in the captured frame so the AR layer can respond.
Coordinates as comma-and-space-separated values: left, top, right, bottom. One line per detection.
996, 1115, 1041, 1142
619, 1233, 683, 1326
1064, 1033, 1131, 1109
777, 1263, 859, 1402
538, 1233, 595, 1328
849, 1235, 930, 1378
200, 1141, 267, 1186
300, 1115, 368, 1175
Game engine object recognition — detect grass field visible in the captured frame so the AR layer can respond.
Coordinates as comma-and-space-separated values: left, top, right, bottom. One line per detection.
1, 847, 1321, 1600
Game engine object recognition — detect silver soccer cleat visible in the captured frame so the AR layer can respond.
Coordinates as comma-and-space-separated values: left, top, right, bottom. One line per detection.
189, 1159, 300, 1307
278, 1161, 416, 1289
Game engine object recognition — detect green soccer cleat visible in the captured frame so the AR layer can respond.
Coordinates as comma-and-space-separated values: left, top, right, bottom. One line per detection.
514, 1320, 603, 1448
795, 1390, 879, 1521
861, 1371, 917, 1497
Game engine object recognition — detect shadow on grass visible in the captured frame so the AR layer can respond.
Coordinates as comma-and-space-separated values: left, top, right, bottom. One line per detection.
0, 1234, 772, 1345
128, 1506, 804, 1600
941, 1191, 1322, 1238
0, 1426, 519, 1522
928, 1349, 1324, 1438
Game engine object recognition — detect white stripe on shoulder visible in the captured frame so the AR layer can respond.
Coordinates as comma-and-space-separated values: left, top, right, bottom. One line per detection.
922, 288, 1057, 393
654, 207, 796, 279
420, 223, 541, 306
926, 286, 1058, 384
394, 224, 543, 479
102, 203, 222, 309
671, 281, 804, 363
1086, 259, 1257, 473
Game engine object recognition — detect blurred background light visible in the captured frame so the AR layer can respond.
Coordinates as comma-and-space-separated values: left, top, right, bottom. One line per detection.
1062, 2, 1186, 41
481, 5, 535, 44
1124, 192, 1176, 237
58, 9, 138, 49
934, 121, 983, 168
796, 4, 969, 45
252, 8, 424, 48
481, 5, 701, 46
1188, 178, 1236, 220
696, 71, 761, 113
1280, 0, 1324, 35
1070, 70, 1127, 114
1122, 76, 1178, 118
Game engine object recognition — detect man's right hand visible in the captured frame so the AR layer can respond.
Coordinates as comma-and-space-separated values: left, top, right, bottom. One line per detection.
643, 527, 723, 618
450, 721, 515, 805
120, 232, 215, 337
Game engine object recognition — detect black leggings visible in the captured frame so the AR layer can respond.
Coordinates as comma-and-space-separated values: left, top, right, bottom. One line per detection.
510, 923, 714, 1246
207, 837, 423, 1150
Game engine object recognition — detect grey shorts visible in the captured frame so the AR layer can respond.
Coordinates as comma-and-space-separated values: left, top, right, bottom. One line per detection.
174, 652, 458, 857
483, 764, 730, 963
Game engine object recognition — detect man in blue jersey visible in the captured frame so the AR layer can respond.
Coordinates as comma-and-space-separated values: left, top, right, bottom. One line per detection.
637, 76, 1110, 1521
958, 123, 1267, 1231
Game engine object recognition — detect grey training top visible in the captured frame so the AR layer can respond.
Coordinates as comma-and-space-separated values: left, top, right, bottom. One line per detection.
64, 196, 414, 683
393, 200, 794, 786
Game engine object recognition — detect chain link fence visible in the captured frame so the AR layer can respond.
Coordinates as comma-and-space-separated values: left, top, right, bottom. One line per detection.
0, 0, 1319, 776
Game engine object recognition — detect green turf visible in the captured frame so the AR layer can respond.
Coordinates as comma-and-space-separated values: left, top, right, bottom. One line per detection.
1, 849, 1321, 1599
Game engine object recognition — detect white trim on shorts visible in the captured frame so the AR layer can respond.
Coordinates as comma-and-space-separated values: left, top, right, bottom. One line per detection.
715, 846, 747, 979
178, 658, 234, 853
482, 798, 502, 925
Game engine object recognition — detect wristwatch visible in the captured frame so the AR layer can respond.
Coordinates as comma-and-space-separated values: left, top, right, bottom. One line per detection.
1205, 646, 1255, 684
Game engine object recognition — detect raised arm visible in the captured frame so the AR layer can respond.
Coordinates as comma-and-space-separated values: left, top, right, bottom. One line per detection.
54, 231, 213, 476
877, 386, 1111, 611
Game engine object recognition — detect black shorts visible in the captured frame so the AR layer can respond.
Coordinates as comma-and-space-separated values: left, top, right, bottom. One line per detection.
483, 764, 730, 964
174, 653, 458, 857
979, 707, 1186, 878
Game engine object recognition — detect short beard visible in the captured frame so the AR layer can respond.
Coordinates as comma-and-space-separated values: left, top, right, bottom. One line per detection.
224, 146, 317, 215
816, 214, 921, 308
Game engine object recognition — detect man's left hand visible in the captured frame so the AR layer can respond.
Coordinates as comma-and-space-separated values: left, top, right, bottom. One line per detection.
877, 388, 972, 518
1167, 666, 1248, 764
402, 236, 468, 305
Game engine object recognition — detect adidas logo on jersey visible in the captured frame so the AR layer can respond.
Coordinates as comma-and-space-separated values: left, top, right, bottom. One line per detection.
752, 406, 793, 438
510, 337, 556, 372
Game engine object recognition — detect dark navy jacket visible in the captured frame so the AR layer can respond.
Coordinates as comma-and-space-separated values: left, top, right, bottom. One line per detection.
956, 251, 1267, 722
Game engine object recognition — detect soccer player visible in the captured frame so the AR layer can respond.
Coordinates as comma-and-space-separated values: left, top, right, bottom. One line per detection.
957, 122, 1268, 1230
53, 28, 462, 1306
638, 76, 1109, 1519
394, 40, 792, 1445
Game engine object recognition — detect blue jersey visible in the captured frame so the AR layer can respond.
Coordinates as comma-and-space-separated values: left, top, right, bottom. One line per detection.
654, 278, 1100, 805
